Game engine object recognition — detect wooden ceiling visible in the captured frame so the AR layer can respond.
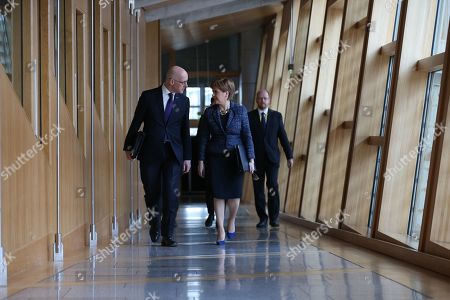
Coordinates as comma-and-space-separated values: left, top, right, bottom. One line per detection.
136, 0, 284, 51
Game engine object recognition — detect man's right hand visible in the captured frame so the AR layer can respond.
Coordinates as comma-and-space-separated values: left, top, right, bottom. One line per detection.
126, 151, 133, 160
198, 161, 205, 178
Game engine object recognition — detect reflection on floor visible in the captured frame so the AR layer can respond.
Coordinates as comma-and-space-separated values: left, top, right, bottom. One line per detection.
4, 204, 447, 299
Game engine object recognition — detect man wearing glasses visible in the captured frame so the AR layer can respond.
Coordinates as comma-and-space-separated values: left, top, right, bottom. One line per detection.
124, 66, 192, 247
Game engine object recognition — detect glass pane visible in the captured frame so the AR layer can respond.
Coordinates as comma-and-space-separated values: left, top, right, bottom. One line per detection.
367, 56, 396, 235
0, 1, 22, 102
54, 0, 66, 98
205, 87, 213, 106
409, 71, 441, 246
377, 0, 442, 249
432, 0, 450, 54
186, 87, 201, 106
392, 0, 403, 41
189, 107, 201, 120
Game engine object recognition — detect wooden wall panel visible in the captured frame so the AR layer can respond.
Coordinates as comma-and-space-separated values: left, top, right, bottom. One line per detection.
301, 2, 344, 221
277, 0, 302, 117
22, 0, 40, 130
265, 11, 283, 95
144, 22, 161, 90
260, 23, 275, 92
0, 67, 49, 254
377, 0, 437, 238
0, 0, 147, 276
317, 0, 370, 225
342, 0, 397, 234
270, 0, 292, 111
284, 0, 327, 216
279, 0, 312, 211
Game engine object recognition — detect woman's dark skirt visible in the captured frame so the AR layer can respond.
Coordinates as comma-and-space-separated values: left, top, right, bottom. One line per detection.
207, 151, 244, 199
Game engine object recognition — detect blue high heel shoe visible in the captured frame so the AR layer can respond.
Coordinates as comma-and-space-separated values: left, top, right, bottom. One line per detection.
216, 240, 225, 245
226, 231, 236, 240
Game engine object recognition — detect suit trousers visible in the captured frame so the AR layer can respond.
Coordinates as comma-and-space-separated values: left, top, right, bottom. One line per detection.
140, 143, 181, 238
252, 158, 280, 223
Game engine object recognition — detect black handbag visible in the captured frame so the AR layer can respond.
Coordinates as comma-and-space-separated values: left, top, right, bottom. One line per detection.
130, 131, 145, 159
234, 144, 249, 173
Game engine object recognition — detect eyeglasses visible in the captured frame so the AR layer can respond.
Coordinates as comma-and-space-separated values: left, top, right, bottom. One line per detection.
171, 78, 188, 85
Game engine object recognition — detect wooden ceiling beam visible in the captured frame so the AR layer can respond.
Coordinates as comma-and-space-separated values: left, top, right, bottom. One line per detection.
144, 0, 239, 22
135, 0, 171, 9
157, 0, 283, 27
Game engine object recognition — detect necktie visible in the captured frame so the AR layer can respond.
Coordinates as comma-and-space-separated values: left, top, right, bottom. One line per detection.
164, 93, 174, 122
261, 112, 267, 130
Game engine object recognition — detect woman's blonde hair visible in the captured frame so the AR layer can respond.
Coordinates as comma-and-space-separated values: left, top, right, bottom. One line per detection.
210, 78, 235, 100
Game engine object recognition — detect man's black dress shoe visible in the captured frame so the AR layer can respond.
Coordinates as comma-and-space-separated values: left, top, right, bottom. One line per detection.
161, 236, 177, 247
205, 214, 214, 227
256, 219, 268, 228
150, 227, 160, 242
270, 221, 280, 227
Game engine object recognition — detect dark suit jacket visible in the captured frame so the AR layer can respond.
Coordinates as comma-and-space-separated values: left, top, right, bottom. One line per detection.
197, 101, 255, 161
248, 109, 293, 167
123, 86, 192, 164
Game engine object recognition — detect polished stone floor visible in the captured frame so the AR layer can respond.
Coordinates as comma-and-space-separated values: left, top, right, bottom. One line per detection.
4, 204, 436, 299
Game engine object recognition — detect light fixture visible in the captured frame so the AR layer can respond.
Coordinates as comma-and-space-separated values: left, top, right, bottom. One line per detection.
209, 24, 219, 30
176, 19, 184, 28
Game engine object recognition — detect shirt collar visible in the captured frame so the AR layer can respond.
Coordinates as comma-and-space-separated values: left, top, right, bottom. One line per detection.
162, 84, 172, 96
258, 107, 269, 115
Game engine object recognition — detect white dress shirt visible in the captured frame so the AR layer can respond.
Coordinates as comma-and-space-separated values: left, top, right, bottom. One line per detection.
258, 107, 269, 121
162, 84, 173, 110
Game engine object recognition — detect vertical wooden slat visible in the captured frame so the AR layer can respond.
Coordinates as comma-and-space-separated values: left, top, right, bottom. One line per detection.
301, 0, 344, 221
280, 0, 312, 211
317, 0, 370, 226
284, 0, 327, 216
341, 0, 397, 235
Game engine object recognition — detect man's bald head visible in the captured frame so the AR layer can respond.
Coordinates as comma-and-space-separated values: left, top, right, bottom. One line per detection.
256, 89, 270, 99
165, 66, 189, 93
256, 88, 271, 110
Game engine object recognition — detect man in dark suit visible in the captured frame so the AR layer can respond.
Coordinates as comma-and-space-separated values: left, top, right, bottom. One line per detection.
124, 66, 192, 247
198, 97, 216, 228
248, 89, 293, 228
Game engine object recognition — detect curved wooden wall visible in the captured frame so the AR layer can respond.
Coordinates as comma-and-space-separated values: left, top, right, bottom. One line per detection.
244, 0, 450, 274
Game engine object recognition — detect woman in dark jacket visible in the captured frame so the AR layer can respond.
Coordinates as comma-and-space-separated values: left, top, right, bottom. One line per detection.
197, 78, 255, 245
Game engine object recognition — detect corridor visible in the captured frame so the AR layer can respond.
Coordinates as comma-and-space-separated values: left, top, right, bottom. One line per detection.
5, 205, 447, 299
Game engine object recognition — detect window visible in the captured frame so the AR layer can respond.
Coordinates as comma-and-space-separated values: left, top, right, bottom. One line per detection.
409, 71, 441, 246
103, 28, 111, 141
186, 86, 213, 120
186, 87, 201, 120
376, 0, 443, 248
0, 0, 22, 103
54, 0, 66, 101
76, 11, 85, 139
408, 0, 450, 248
368, 57, 396, 235
205, 87, 213, 106
432, 0, 450, 54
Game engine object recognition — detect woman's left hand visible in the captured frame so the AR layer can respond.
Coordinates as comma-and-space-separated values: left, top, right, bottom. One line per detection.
249, 160, 255, 174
